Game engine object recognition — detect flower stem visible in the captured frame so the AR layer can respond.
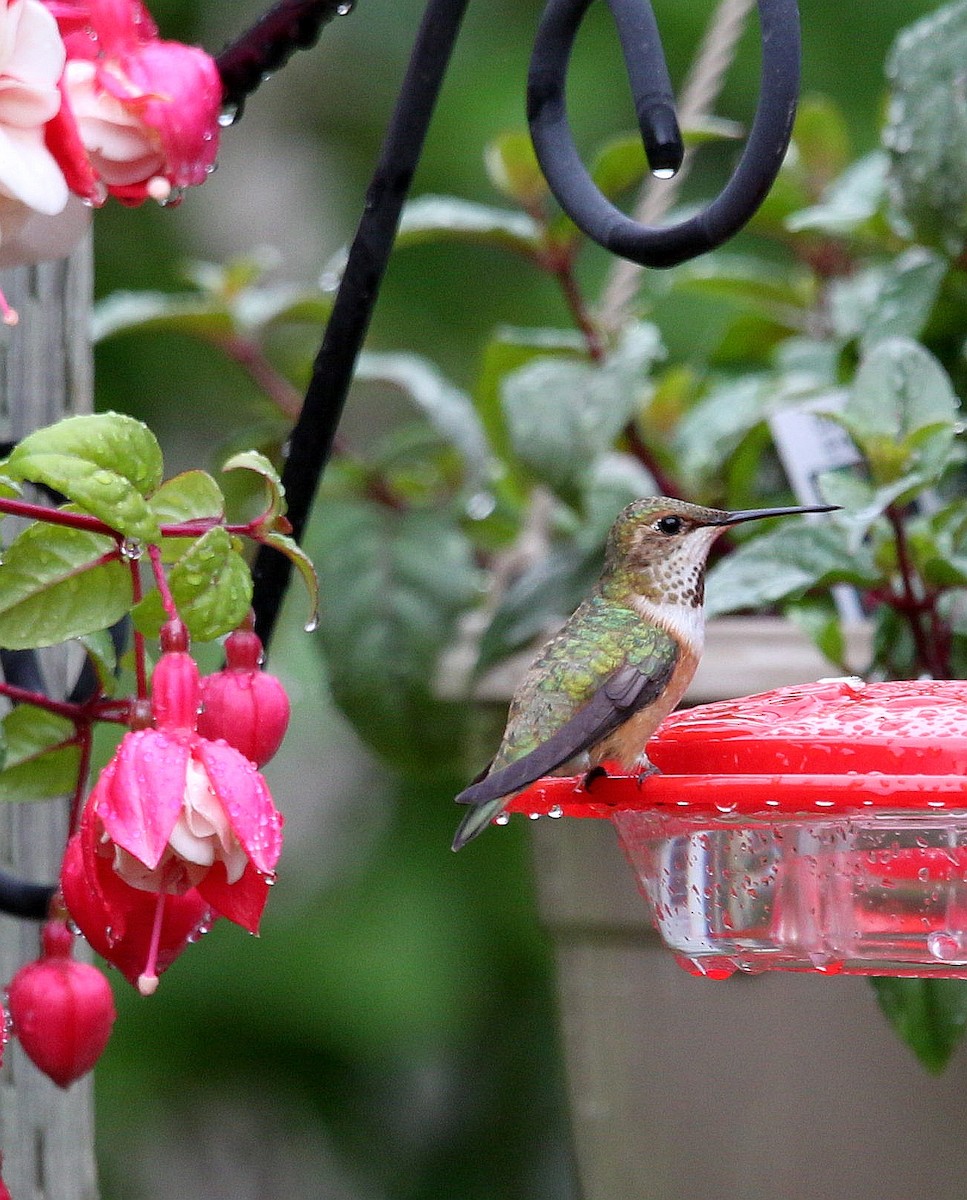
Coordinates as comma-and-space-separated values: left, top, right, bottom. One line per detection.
148, 545, 179, 623
130, 559, 148, 701
214, 335, 303, 420
886, 505, 942, 677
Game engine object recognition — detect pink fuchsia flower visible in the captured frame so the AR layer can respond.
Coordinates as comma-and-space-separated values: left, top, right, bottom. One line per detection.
0, 0, 88, 276
7, 919, 117, 1088
45, 0, 222, 205
61, 623, 284, 994
198, 627, 291, 767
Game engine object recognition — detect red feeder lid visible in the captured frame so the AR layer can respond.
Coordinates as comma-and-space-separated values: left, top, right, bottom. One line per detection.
504, 677, 967, 818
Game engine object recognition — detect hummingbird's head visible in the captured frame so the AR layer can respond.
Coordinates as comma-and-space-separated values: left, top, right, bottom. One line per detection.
603, 496, 838, 607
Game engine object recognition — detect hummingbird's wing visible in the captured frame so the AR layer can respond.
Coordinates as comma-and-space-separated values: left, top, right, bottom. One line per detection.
453, 654, 677, 821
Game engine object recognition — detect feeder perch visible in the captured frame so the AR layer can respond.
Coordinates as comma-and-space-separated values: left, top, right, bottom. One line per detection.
505, 677, 967, 979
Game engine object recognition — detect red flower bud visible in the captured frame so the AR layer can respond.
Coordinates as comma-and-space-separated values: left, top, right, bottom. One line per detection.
197, 630, 290, 766
8, 921, 117, 1088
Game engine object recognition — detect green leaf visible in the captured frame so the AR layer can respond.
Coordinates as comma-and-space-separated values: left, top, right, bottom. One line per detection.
12, 413, 164, 494
310, 497, 483, 776
792, 94, 851, 189
132, 527, 253, 641
475, 326, 587, 475
484, 130, 548, 209
395, 195, 540, 258
670, 254, 815, 321
501, 323, 663, 500
259, 530, 319, 631
151, 470, 225, 525
884, 1, 967, 253
859, 248, 947, 352
705, 521, 879, 617
6, 413, 164, 540
91, 291, 234, 344
0, 704, 81, 802
151, 469, 226, 562
785, 598, 849, 670
355, 352, 493, 492
76, 629, 119, 696
0, 523, 131, 648
786, 151, 889, 236
872, 978, 967, 1072
673, 376, 770, 494
222, 450, 286, 525
835, 338, 959, 486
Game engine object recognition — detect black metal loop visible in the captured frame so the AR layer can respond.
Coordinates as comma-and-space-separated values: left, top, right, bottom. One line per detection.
528, 0, 801, 269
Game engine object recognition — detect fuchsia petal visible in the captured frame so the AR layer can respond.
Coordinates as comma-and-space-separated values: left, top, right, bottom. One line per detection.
61, 832, 212, 989
198, 859, 269, 935
193, 738, 284, 875
44, 79, 102, 202
93, 728, 190, 869
115, 38, 220, 189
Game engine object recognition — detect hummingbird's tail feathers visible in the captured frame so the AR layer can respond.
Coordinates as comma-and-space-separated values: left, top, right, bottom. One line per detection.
451, 659, 676, 847
451, 799, 506, 851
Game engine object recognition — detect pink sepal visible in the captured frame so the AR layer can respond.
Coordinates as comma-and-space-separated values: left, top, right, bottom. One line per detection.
92, 729, 190, 869
194, 738, 284, 875
198, 859, 269, 935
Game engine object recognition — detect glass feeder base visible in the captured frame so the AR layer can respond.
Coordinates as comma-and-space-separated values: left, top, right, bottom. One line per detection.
613, 810, 967, 979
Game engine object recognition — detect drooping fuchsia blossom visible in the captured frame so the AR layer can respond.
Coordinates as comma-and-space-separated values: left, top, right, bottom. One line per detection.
44, 0, 222, 205
60, 621, 284, 995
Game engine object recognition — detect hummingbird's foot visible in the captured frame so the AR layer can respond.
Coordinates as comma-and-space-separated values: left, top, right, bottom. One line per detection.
635, 759, 661, 787
581, 764, 610, 792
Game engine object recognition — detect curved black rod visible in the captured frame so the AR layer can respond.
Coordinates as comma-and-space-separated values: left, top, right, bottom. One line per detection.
0, 872, 54, 920
216, 0, 353, 114
528, 0, 800, 268
250, 0, 472, 645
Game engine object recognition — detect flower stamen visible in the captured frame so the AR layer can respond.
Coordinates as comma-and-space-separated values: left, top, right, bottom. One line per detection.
137, 890, 166, 996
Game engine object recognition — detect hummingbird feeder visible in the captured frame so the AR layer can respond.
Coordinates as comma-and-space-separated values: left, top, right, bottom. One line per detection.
505, 677, 967, 979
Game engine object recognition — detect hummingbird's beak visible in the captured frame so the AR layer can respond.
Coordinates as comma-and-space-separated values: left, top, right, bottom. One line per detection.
717, 504, 841, 527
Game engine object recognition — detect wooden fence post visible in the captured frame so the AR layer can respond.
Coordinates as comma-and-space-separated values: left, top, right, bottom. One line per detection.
0, 242, 100, 1200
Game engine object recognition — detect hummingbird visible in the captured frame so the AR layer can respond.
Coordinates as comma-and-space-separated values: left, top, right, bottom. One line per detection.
452, 496, 838, 850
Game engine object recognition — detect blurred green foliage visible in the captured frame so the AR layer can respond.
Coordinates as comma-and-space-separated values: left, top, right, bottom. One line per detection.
87, 0, 967, 1195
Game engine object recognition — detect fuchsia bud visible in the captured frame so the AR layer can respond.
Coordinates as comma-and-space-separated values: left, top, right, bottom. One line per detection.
197, 629, 291, 767
7, 920, 116, 1088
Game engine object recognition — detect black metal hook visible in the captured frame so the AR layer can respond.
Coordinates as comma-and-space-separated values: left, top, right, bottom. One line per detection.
528, 0, 801, 269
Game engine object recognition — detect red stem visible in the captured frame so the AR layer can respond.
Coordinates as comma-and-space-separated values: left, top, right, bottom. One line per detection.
148, 544, 179, 622
886, 505, 943, 677
68, 726, 94, 836
129, 558, 148, 701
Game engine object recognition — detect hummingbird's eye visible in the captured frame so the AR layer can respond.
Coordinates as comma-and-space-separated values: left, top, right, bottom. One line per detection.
655, 515, 683, 535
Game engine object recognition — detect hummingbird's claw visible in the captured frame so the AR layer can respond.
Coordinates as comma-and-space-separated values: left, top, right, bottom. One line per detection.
635, 760, 660, 787
582, 764, 610, 792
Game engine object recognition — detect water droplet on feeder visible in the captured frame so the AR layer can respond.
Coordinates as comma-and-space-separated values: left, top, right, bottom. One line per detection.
493, 813, 510, 826
548, 805, 563, 819
928, 931, 966, 961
